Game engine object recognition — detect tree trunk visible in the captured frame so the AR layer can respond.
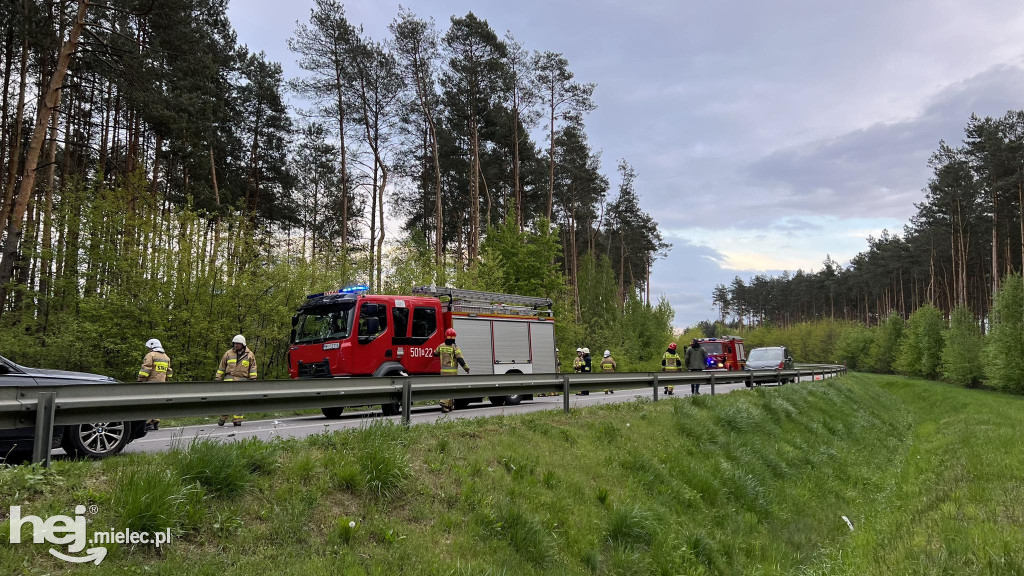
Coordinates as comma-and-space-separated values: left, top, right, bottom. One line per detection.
619, 232, 625, 305
513, 99, 522, 231
39, 94, 60, 305
992, 188, 999, 302
377, 158, 387, 291
478, 157, 491, 230
411, 64, 444, 268
335, 59, 349, 260
470, 119, 480, 260
209, 145, 221, 274
0, 0, 88, 311
570, 199, 579, 320
547, 98, 555, 222
0, 35, 28, 233
0, 26, 14, 194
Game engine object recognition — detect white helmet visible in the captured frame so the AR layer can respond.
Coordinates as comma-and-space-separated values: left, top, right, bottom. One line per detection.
576, 347, 583, 353
145, 338, 164, 353
232, 334, 246, 346
582, 347, 590, 355
603, 350, 611, 357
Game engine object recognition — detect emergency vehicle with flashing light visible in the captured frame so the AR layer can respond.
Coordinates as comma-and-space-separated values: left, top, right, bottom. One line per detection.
697, 336, 746, 371
287, 285, 558, 417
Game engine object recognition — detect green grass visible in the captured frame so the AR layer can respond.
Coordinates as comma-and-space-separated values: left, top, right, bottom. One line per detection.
1, 373, 1023, 575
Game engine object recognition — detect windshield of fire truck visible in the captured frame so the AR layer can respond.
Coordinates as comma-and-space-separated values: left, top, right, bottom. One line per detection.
293, 304, 354, 344
700, 342, 724, 355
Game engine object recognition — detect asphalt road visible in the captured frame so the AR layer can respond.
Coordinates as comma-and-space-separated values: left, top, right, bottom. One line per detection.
121, 373, 834, 455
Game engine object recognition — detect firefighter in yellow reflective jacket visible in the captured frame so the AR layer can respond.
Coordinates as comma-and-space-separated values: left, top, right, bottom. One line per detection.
573, 348, 584, 373
215, 334, 257, 426
436, 328, 469, 413
661, 342, 682, 395
138, 338, 172, 430
601, 350, 617, 394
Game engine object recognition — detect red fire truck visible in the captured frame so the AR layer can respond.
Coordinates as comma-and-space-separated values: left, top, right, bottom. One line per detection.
288, 285, 558, 417
697, 336, 746, 371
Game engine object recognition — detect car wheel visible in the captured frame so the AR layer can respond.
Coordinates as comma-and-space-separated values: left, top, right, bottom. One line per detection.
488, 396, 507, 407
62, 422, 131, 459
504, 394, 523, 406
322, 407, 345, 419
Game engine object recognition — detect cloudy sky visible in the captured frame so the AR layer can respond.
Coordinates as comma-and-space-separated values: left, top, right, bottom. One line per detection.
230, 0, 1024, 328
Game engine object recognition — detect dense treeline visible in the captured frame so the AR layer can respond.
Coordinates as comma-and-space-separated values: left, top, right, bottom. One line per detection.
713, 112, 1024, 328
0, 1, 670, 379
696, 276, 1024, 393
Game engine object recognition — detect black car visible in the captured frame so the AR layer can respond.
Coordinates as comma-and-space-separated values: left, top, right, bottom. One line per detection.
0, 355, 147, 461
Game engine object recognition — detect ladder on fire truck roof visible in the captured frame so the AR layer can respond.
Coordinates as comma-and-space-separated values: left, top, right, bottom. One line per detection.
412, 286, 554, 319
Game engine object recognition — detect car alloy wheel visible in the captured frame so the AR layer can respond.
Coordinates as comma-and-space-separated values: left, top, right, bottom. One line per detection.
78, 422, 127, 455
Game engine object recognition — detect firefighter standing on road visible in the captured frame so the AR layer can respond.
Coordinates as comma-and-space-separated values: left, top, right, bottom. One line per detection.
215, 334, 258, 426
573, 348, 584, 373
138, 338, 172, 431
661, 342, 681, 395
685, 338, 709, 395
576, 347, 593, 396
436, 328, 470, 413
600, 350, 617, 394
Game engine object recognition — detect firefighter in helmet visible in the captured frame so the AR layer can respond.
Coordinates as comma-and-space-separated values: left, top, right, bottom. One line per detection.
573, 348, 584, 373
577, 347, 593, 395
138, 338, 172, 430
436, 328, 470, 413
661, 342, 682, 395
215, 334, 258, 426
600, 350, 617, 394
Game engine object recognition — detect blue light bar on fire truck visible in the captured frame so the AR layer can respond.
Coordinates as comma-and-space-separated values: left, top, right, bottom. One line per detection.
306, 284, 370, 299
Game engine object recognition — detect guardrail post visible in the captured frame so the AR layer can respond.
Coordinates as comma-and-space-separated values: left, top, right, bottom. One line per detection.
746, 372, 753, 389
710, 372, 716, 396
31, 391, 56, 467
562, 375, 571, 412
400, 379, 412, 426
652, 374, 659, 401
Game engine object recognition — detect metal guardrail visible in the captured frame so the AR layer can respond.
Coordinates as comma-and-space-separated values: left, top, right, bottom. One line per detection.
2, 364, 846, 465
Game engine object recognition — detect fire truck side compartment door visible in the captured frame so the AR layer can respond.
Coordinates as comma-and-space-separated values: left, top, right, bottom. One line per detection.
492, 321, 530, 364
451, 317, 494, 375
530, 322, 557, 374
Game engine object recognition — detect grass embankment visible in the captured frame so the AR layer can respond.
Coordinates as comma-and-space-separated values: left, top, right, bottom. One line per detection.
1, 374, 1023, 575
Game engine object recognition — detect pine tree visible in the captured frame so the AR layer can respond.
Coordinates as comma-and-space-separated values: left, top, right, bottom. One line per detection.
441, 13, 506, 262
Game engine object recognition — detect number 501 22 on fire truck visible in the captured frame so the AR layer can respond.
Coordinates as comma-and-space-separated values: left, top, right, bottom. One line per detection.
287, 286, 558, 418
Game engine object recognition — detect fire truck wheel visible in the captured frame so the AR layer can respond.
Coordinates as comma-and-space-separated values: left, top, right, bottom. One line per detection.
322, 407, 344, 419
381, 403, 401, 416
454, 398, 472, 410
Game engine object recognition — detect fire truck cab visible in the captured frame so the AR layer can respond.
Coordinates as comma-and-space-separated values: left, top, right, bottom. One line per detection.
288, 285, 557, 417
697, 336, 746, 371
